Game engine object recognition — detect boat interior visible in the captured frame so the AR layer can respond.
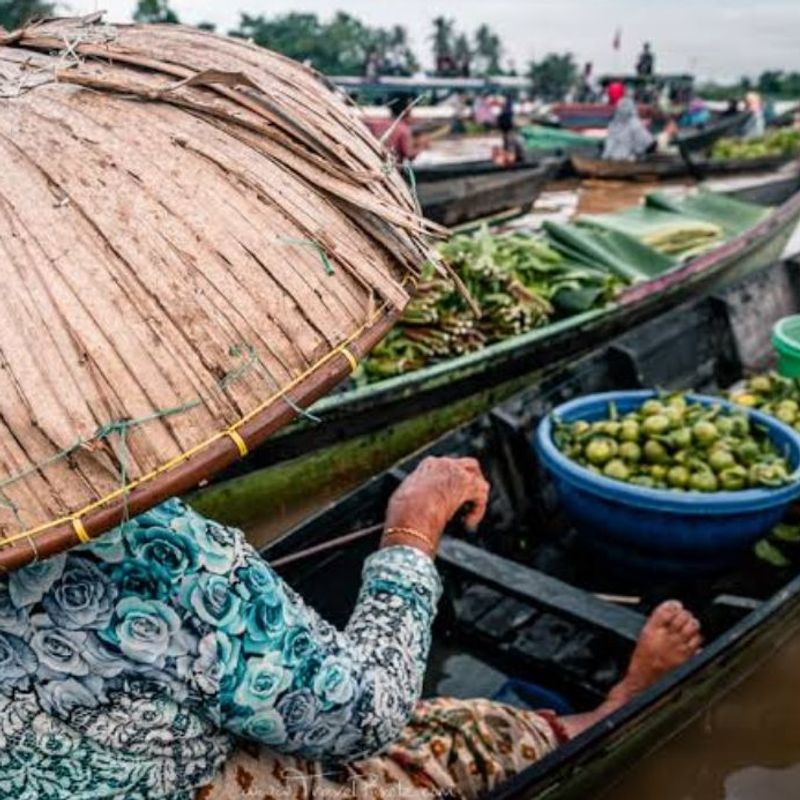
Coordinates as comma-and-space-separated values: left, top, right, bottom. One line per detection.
258, 256, 800, 794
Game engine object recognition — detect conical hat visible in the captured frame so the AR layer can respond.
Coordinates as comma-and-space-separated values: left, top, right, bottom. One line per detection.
0, 16, 438, 571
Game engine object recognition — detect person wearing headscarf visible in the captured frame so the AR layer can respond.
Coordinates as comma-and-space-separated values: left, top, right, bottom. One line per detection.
742, 92, 766, 140
602, 96, 655, 161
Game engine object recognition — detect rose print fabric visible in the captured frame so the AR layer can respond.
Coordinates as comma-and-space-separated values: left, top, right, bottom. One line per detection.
0, 498, 441, 800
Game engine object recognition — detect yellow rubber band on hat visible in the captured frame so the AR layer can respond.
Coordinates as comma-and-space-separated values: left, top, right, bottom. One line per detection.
226, 429, 249, 458
339, 346, 358, 374
72, 517, 90, 544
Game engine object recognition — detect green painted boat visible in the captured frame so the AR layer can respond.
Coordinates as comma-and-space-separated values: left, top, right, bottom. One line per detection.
242, 256, 800, 797
195, 174, 800, 537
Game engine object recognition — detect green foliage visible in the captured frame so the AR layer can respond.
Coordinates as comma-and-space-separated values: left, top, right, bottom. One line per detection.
230, 11, 416, 75
133, 0, 179, 25
700, 71, 800, 101
528, 53, 578, 101
0, 0, 54, 30
474, 24, 502, 76
431, 17, 504, 77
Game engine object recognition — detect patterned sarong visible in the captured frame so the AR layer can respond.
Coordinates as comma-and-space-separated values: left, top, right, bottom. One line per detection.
198, 697, 568, 800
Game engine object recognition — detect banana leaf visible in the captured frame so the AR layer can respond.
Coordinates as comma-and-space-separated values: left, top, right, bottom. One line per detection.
644, 189, 769, 237
543, 220, 676, 282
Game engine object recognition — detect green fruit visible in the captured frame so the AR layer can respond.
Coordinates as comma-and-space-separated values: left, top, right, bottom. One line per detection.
629, 476, 656, 488
667, 465, 690, 489
736, 440, 761, 465
749, 375, 772, 394
619, 421, 640, 442
603, 459, 630, 481
650, 465, 668, 481
670, 428, 693, 449
641, 399, 665, 417
708, 449, 736, 473
642, 415, 671, 436
689, 471, 719, 492
664, 406, 684, 426
776, 404, 797, 425
667, 395, 687, 412
719, 465, 748, 491
585, 437, 617, 466
643, 440, 669, 464
692, 420, 719, 447
571, 420, 591, 436
619, 442, 642, 463
749, 463, 790, 488
716, 416, 735, 436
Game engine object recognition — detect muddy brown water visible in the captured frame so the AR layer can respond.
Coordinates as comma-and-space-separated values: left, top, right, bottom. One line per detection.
601, 632, 800, 800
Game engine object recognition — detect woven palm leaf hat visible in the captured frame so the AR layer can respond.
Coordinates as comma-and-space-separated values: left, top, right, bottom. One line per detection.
0, 14, 443, 571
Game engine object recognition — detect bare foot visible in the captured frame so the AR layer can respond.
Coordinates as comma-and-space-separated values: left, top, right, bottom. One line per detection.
611, 600, 702, 703
560, 601, 702, 741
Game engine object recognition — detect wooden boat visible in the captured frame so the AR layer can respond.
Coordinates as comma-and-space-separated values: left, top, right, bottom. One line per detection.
416, 159, 560, 227
249, 256, 800, 797
571, 151, 795, 181
674, 111, 751, 154
551, 102, 654, 130
193, 174, 800, 534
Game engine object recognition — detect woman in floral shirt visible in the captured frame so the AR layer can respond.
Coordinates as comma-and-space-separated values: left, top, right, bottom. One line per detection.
0, 457, 701, 800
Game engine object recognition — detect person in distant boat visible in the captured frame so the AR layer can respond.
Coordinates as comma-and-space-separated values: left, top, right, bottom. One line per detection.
603, 96, 655, 160
636, 42, 655, 77
742, 91, 766, 139
366, 94, 425, 164
722, 98, 740, 117
2, 456, 703, 800
606, 79, 626, 107
496, 94, 525, 165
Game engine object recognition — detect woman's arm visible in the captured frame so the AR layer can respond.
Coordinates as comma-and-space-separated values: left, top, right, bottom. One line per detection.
213, 457, 489, 761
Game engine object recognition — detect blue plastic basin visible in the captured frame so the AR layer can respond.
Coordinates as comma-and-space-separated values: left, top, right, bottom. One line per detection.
535, 391, 800, 572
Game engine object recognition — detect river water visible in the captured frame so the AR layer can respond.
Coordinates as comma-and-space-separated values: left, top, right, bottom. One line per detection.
603, 632, 800, 800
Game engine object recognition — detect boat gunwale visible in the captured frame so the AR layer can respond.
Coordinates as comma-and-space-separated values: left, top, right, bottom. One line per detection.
487, 559, 800, 800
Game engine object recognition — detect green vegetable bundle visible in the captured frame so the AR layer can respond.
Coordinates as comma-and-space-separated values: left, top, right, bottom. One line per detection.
554, 394, 793, 492
712, 128, 800, 161
362, 229, 620, 381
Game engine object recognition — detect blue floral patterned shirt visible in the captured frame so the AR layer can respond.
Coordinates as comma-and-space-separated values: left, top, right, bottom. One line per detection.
0, 499, 441, 800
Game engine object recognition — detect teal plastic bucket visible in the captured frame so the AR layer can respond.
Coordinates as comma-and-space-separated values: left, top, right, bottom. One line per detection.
773, 315, 800, 377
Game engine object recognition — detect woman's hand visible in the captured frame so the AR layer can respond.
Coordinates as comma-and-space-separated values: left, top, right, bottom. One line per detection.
381, 457, 490, 557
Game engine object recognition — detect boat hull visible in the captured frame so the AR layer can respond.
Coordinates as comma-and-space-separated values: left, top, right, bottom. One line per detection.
571, 151, 796, 181
417, 160, 558, 226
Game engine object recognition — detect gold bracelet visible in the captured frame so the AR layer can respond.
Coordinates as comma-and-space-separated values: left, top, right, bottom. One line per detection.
382, 526, 433, 547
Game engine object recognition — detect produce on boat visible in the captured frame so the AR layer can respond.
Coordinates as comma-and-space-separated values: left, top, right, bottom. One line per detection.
553, 393, 793, 491
364, 230, 619, 379
712, 128, 800, 160
362, 189, 771, 381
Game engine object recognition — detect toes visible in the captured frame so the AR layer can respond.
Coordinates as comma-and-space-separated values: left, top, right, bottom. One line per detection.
651, 600, 684, 625
676, 615, 701, 639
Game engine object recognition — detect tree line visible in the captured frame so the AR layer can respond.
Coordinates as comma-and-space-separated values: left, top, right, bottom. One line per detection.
0, 0, 581, 98
3, 1, 797, 101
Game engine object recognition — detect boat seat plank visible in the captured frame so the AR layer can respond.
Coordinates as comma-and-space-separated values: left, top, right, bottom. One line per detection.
438, 538, 646, 643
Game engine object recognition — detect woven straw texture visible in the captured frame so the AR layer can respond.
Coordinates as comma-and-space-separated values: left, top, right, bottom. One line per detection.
0, 15, 437, 569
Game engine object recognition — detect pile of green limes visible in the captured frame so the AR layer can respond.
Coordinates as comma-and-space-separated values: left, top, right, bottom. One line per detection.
729, 373, 800, 433
554, 394, 793, 492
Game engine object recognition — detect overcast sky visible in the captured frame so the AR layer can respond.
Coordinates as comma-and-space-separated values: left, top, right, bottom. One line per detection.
71, 0, 800, 81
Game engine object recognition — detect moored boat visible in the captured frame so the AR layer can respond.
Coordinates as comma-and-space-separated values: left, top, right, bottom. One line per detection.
571, 151, 796, 181
238, 256, 800, 797
194, 174, 800, 534
415, 158, 560, 226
